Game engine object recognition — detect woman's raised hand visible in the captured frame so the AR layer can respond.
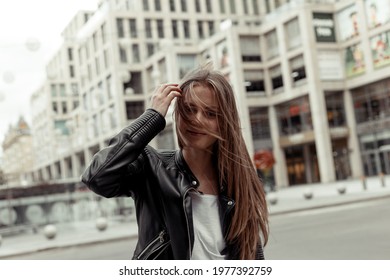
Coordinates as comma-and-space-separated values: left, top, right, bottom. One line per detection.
150, 84, 182, 117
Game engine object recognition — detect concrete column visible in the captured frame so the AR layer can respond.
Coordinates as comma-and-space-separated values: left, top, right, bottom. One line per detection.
300, 8, 336, 183
269, 106, 288, 188
343, 89, 363, 178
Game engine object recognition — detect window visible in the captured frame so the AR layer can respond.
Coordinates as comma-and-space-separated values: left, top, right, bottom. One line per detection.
116, 18, 124, 38
195, 0, 201, 12
129, 19, 137, 38
101, 23, 106, 44
219, 0, 225, 13
78, 48, 83, 64
97, 82, 104, 105
243, 0, 249, 14
352, 81, 390, 123
123, 71, 142, 94
239, 36, 261, 62
229, 0, 235, 14
249, 107, 271, 140
154, 0, 161, 11
103, 50, 109, 69
69, 65, 75, 78
109, 105, 117, 128
266, 30, 279, 59
143, 0, 149, 11
285, 18, 301, 50
132, 44, 140, 63
59, 84, 66, 96
172, 20, 179, 38
62, 101, 68, 114
178, 54, 196, 78
93, 32, 98, 51
325, 92, 346, 127
181, 0, 187, 12
52, 102, 58, 113
55, 120, 69, 135
157, 19, 164, 38
126, 101, 145, 119
71, 83, 78, 95
198, 21, 204, 39
183, 20, 190, 38
264, 0, 271, 14
158, 59, 167, 83
147, 43, 155, 57
270, 65, 283, 91
277, 97, 312, 135
106, 75, 113, 99
119, 47, 127, 63
290, 55, 306, 84
253, 0, 259, 15
51, 85, 57, 97
169, 0, 175, 11
95, 57, 100, 75
208, 21, 215, 36
244, 70, 265, 95
67, 48, 73, 61
87, 64, 92, 81
145, 19, 152, 38
206, 0, 212, 13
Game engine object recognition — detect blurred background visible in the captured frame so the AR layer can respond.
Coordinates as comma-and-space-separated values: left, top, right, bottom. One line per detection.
0, 0, 390, 259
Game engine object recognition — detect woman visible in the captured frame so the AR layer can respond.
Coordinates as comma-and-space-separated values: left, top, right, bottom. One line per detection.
81, 67, 269, 260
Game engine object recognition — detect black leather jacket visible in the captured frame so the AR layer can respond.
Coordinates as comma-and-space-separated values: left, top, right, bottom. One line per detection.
81, 109, 264, 260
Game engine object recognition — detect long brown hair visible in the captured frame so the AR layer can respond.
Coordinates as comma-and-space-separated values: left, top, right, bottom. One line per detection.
174, 67, 269, 259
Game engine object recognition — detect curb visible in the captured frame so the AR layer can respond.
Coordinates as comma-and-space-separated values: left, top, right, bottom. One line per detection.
269, 193, 390, 216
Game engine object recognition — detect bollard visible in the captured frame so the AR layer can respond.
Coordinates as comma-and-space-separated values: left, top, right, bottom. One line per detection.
267, 192, 278, 205
379, 173, 385, 187
96, 217, 108, 231
43, 224, 57, 240
337, 185, 347, 195
361, 176, 367, 191
303, 188, 313, 200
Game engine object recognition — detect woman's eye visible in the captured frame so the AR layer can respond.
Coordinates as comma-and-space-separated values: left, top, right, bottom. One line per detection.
206, 111, 217, 118
183, 105, 192, 113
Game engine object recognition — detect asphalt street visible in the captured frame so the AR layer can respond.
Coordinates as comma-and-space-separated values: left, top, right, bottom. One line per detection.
4, 197, 389, 260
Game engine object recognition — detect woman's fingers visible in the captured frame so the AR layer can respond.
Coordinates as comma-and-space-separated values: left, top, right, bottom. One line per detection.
150, 84, 182, 116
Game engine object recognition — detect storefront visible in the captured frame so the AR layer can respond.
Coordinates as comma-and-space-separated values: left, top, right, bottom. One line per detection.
285, 144, 320, 185
352, 78, 390, 176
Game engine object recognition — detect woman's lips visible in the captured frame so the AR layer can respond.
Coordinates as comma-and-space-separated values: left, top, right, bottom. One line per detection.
187, 130, 206, 136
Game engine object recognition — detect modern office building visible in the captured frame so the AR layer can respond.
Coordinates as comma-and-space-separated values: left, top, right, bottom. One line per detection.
3, 0, 390, 190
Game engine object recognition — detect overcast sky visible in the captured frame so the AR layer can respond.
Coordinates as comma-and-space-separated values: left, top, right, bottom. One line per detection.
0, 0, 98, 154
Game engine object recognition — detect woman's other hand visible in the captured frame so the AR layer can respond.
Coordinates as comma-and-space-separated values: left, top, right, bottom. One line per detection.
150, 84, 182, 117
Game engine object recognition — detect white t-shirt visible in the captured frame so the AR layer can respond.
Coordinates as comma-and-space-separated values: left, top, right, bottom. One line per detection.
189, 191, 226, 260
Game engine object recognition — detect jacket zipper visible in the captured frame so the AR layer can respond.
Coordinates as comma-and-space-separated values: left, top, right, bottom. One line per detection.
183, 187, 195, 259
137, 230, 167, 259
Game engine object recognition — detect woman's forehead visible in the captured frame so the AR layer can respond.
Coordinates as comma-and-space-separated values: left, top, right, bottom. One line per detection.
184, 88, 218, 109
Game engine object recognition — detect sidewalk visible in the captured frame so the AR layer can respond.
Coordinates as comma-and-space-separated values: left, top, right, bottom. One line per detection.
0, 176, 389, 259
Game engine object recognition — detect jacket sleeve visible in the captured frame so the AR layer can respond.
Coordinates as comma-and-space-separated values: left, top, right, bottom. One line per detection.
81, 109, 166, 198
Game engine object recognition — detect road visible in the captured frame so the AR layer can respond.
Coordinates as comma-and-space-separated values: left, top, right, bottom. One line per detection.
4, 197, 390, 260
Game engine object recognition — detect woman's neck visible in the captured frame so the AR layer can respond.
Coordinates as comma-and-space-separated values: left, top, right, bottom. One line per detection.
182, 148, 218, 194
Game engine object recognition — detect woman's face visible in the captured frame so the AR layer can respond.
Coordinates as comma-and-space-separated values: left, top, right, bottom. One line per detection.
178, 85, 219, 152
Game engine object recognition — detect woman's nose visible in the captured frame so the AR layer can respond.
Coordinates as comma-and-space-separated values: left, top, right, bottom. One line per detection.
195, 111, 206, 122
